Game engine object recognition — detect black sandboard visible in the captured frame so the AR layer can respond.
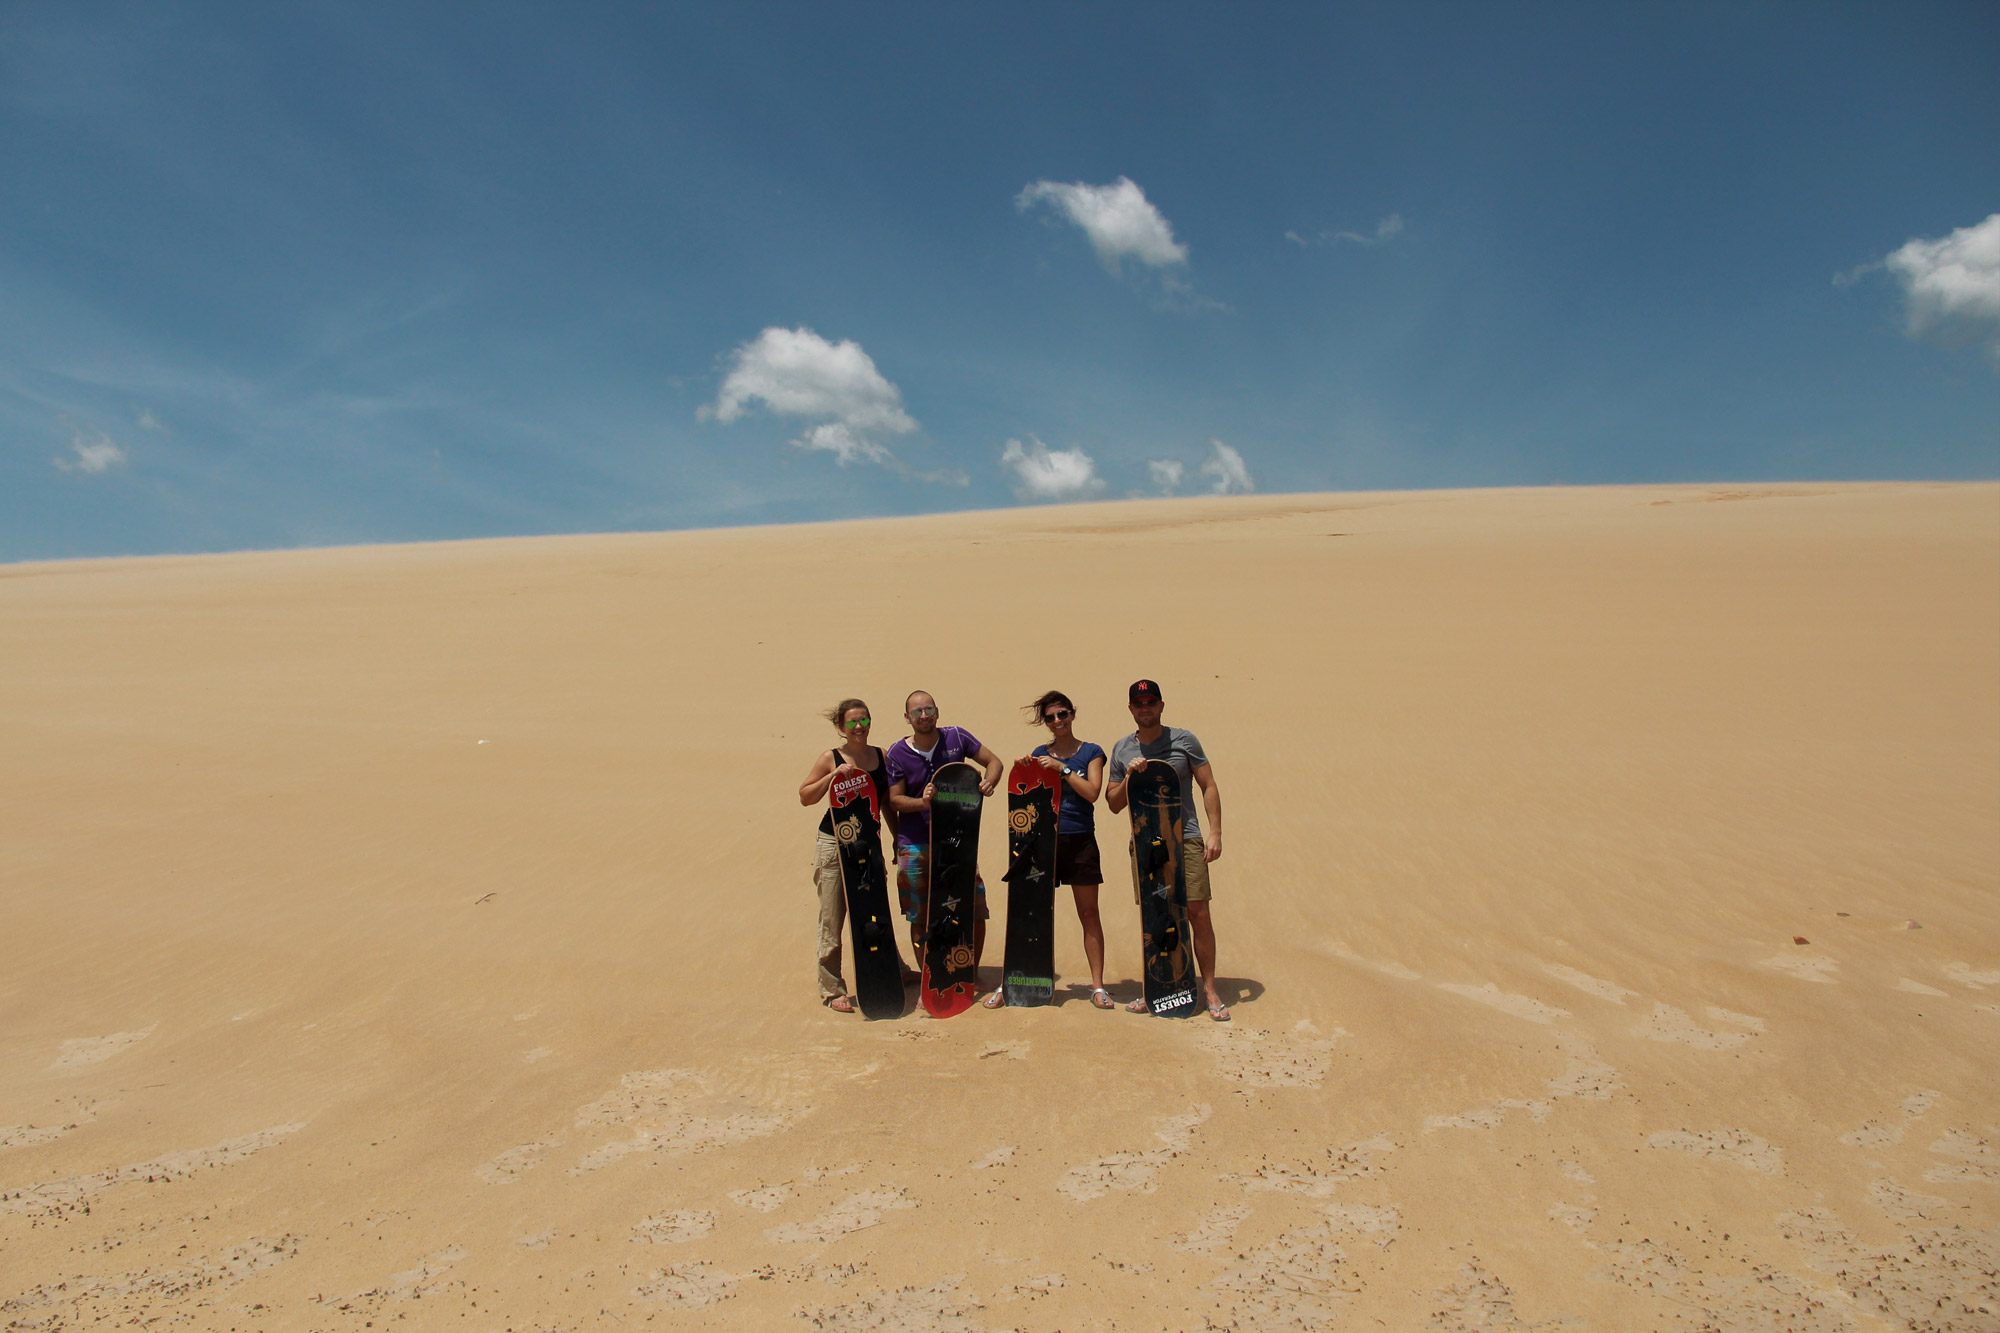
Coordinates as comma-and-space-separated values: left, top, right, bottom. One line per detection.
921, 760, 984, 1017
1128, 763, 1198, 1018
1001, 758, 1063, 1006
829, 765, 905, 1020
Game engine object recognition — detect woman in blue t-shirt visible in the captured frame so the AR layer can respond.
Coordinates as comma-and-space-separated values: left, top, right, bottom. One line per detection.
984, 689, 1112, 1009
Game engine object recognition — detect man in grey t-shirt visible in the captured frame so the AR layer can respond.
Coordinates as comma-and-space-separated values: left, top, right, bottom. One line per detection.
1105, 678, 1229, 1020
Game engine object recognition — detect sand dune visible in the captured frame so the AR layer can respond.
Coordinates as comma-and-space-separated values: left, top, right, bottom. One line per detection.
2, 483, 1995, 1330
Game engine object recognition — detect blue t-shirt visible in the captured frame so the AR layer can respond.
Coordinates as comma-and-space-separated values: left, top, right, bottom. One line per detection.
1032, 740, 1106, 834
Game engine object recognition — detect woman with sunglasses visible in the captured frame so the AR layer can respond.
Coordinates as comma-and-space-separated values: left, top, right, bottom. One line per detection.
798, 698, 898, 1013
984, 690, 1113, 1009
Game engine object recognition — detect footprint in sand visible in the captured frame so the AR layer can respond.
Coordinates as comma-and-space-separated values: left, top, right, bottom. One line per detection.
1432, 1034, 1620, 1129
1007, 1272, 1066, 1297
1601, 1232, 1834, 1331
1539, 962, 1637, 1005
474, 1139, 558, 1184
1056, 1106, 1210, 1202
48, 1026, 156, 1071
799, 1276, 980, 1329
1321, 1202, 1401, 1246
321, 1246, 467, 1306
632, 1209, 717, 1244
0, 1123, 303, 1217
1219, 1134, 1396, 1197
1942, 962, 2000, 989
634, 1262, 748, 1309
1839, 1088, 1939, 1147
1548, 1201, 1597, 1232
1634, 1002, 1754, 1050
1869, 1178, 1962, 1222
978, 1041, 1028, 1060
1435, 982, 1568, 1025
1429, 1260, 1549, 1332
1428, 1099, 1551, 1131
1646, 1127, 1784, 1175
6, 1234, 303, 1320
727, 1184, 792, 1213
1924, 1129, 1996, 1185
564, 1069, 800, 1175
1544, 1035, 1622, 1099
764, 1187, 914, 1243
1211, 1203, 1403, 1329
0, 1103, 97, 1152
1763, 953, 1838, 983
1322, 939, 1421, 982
1171, 1204, 1251, 1254
1780, 1206, 2000, 1330
1204, 1023, 1340, 1088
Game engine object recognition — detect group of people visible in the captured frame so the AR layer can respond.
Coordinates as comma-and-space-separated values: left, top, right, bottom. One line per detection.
797, 680, 1230, 1021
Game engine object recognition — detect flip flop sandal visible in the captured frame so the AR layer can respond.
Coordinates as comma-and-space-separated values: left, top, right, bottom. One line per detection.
981, 990, 1005, 1009
1125, 997, 1150, 1014
1207, 1003, 1231, 1022
1091, 988, 1115, 1009
824, 995, 856, 1013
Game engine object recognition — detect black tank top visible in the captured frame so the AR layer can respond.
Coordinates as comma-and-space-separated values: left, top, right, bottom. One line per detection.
817, 747, 889, 835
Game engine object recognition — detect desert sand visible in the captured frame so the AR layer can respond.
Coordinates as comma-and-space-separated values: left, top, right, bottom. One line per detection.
1, 482, 1995, 1331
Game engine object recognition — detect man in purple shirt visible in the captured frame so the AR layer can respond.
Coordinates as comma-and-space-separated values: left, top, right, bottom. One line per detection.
886, 690, 1004, 968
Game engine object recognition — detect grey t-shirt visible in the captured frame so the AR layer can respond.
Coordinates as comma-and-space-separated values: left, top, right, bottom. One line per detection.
1109, 727, 1210, 842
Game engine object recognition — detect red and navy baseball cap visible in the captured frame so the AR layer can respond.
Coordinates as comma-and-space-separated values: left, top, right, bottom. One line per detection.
1128, 678, 1164, 703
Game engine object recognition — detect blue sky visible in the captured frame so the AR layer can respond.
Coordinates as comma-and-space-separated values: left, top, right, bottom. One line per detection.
4, 2, 1996, 561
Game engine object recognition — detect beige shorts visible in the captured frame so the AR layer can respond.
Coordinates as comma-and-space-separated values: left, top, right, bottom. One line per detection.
1129, 836, 1212, 905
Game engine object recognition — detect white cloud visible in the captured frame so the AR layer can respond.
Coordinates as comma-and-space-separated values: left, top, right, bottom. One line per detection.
1883, 213, 2000, 365
53, 425, 127, 474
135, 408, 165, 432
702, 326, 917, 466
1016, 176, 1189, 272
1287, 213, 1405, 248
999, 436, 1106, 503
794, 422, 891, 467
1199, 440, 1253, 494
1144, 441, 1253, 496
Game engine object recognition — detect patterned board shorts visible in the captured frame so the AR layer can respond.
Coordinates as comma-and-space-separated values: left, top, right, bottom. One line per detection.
1129, 837, 1214, 905
895, 843, 989, 923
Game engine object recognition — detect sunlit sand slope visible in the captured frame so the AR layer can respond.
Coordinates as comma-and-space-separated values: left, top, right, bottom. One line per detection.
2, 483, 1995, 1330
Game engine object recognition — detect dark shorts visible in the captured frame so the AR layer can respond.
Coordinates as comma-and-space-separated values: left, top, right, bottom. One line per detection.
1054, 830, 1103, 886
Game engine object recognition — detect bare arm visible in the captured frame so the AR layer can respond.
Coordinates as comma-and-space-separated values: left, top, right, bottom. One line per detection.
1106, 757, 1142, 815
888, 777, 932, 815
799, 749, 840, 807
973, 743, 1003, 797
1069, 754, 1106, 805
1192, 761, 1222, 861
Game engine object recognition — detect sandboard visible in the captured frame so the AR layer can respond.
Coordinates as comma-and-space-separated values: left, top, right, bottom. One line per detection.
920, 760, 984, 1017
1001, 757, 1063, 1006
829, 765, 906, 1020
1128, 763, 1198, 1018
